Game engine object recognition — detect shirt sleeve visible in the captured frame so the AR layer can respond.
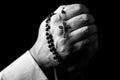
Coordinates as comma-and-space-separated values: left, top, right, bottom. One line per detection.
0, 51, 47, 80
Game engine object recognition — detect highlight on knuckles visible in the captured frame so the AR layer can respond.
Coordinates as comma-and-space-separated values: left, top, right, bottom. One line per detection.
64, 13, 95, 34
54, 4, 89, 20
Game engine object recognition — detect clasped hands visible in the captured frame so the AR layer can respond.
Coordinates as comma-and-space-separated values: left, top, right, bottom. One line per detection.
30, 4, 98, 68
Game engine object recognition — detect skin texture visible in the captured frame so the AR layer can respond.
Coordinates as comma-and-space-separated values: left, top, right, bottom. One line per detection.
30, 4, 98, 70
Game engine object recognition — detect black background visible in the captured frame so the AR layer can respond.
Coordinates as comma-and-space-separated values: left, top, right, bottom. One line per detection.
0, 0, 113, 80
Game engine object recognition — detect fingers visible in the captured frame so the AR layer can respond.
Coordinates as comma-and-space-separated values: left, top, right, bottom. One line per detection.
69, 25, 97, 43
74, 34, 98, 52
54, 4, 89, 20
65, 14, 95, 33
70, 26, 88, 37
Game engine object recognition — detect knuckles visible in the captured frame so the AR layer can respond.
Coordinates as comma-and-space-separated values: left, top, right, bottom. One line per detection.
42, 4, 96, 57
54, 4, 89, 20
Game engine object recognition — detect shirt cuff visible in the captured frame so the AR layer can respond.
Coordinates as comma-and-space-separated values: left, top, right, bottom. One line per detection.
0, 51, 47, 80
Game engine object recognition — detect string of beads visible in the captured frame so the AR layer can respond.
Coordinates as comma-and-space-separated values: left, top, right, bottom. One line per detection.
45, 13, 62, 65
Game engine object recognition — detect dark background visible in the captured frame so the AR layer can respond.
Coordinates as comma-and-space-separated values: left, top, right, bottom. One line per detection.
0, 0, 112, 80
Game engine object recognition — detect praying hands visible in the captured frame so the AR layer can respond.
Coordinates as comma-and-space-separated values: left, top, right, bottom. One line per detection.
0, 3, 98, 80
30, 4, 98, 68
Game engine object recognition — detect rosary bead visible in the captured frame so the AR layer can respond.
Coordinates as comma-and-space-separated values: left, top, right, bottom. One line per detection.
50, 48, 54, 52
46, 23, 49, 27
50, 46, 56, 52
46, 32, 49, 36
50, 38, 53, 42
47, 25, 50, 29
52, 50, 58, 55
47, 35, 53, 42
48, 44, 52, 48
49, 34, 52, 38
48, 43, 54, 48
46, 35, 53, 41
46, 26, 50, 31
47, 38, 53, 43
46, 28, 49, 31
46, 36, 50, 40
47, 40, 51, 44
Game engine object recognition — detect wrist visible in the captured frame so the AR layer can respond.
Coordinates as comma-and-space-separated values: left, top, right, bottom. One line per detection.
29, 48, 40, 66
29, 49, 55, 79
29, 47, 55, 69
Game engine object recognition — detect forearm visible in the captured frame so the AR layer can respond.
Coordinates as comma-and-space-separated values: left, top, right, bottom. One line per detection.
0, 51, 47, 80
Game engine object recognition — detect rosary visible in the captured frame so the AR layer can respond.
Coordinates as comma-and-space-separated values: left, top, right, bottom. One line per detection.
45, 12, 63, 66
45, 8, 67, 63
45, 13, 59, 80
45, 10, 66, 80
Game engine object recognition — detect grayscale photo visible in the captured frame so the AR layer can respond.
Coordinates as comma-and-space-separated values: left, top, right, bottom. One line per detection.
0, 0, 109, 80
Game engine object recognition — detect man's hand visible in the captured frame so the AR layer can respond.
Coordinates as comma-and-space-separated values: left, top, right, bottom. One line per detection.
30, 4, 98, 68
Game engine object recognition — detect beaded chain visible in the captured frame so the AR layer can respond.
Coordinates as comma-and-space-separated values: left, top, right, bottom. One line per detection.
45, 13, 63, 65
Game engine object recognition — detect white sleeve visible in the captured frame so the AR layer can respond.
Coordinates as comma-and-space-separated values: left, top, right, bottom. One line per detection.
0, 51, 47, 80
